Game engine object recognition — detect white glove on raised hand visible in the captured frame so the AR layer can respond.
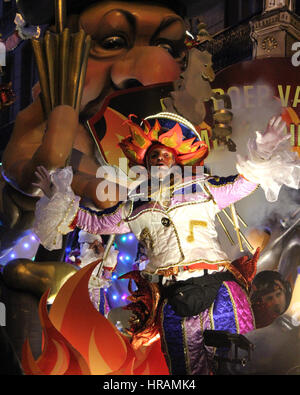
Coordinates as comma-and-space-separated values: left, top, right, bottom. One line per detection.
255, 116, 290, 159
236, 114, 300, 202
32, 165, 55, 198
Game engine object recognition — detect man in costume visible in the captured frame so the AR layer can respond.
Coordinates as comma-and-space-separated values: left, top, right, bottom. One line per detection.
2, 0, 188, 211
0, 1, 204, 362
66, 230, 118, 315
32, 110, 300, 375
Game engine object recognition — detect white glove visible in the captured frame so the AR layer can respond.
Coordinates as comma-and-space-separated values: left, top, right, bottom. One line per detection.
255, 116, 290, 159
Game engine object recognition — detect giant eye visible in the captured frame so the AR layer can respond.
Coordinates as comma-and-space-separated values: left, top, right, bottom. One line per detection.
156, 42, 175, 56
100, 35, 127, 50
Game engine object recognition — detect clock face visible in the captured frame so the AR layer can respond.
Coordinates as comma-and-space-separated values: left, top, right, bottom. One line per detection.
265, 0, 287, 11
261, 36, 278, 52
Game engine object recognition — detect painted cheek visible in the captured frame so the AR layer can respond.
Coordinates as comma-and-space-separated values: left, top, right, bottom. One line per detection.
81, 58, 113, 106
111, 46, 181, 88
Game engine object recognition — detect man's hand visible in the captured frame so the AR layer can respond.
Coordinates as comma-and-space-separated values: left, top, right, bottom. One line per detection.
89, 240, 105, 255
256, 116, 290, 158
32, 165, 54, 198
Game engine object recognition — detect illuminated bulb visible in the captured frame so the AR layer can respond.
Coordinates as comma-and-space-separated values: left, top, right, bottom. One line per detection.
121, 295, 127, 300
125, 256, 130, 261
31, 235, 36, 241
10, 253, 15, 259
23, 243, 29, 249
112, 295, 118, 300
121, 236, 127, 242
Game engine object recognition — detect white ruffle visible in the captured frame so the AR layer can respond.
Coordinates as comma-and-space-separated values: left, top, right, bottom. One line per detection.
236, 135, 300, 202
103, 248, 119, 269
88, 274, 111, 290
33, 167, 80, 250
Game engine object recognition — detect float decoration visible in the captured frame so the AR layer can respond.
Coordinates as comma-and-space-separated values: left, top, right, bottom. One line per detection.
21, 261, 169, 375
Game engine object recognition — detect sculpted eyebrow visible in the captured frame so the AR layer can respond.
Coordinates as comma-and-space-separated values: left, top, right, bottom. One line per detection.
151, 16, 184, 39
102, 8, 136, 35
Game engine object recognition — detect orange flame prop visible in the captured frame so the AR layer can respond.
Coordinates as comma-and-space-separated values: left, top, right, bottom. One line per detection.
22, 261, 169, 375
22, 290, 91, 375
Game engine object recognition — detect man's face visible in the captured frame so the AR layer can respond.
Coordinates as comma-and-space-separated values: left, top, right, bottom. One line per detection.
146, 145, 176, 180
78, 1, 186, 117
261, 282, 287, 316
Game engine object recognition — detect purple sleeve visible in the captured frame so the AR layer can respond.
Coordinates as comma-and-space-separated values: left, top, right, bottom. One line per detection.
75, 202, 130, 235
206, 175, 258, 210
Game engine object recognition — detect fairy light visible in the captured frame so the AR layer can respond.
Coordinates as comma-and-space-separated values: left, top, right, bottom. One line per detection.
0, 231, 39, 266
105, 232, 139, 309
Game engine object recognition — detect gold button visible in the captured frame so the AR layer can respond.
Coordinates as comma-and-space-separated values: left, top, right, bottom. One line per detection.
161, 217, 171, 227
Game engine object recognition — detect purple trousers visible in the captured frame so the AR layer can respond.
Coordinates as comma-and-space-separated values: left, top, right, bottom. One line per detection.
159, 280, 255, 375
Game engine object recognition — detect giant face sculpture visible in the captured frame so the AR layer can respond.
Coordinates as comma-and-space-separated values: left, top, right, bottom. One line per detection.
78, 1, 186, 117
0, 0, 188, 249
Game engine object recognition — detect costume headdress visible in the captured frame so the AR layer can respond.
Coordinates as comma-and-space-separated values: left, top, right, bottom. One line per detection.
119, 112, 208, 167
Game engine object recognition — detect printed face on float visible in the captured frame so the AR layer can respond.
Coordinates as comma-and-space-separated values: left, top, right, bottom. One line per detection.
261, 281, 287, 315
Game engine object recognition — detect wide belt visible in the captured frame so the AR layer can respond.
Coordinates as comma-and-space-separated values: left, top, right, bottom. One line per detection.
155, 261, 227, 277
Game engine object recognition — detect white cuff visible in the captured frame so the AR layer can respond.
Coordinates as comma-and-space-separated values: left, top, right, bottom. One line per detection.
33, 167, 80, 250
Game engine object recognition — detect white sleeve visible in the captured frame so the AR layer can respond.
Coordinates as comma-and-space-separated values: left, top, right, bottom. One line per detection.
236, 133, 300, 202
33, 167, 80, 250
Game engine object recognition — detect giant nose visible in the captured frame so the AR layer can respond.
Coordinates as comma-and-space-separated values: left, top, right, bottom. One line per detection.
110, 46, 182, 90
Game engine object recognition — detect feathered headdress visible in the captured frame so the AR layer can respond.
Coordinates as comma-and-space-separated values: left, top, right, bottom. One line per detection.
119, 112, 208, 167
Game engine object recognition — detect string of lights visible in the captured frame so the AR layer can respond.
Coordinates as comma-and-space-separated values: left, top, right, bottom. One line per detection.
106, 233, 138, 309
0, 224, 138, 310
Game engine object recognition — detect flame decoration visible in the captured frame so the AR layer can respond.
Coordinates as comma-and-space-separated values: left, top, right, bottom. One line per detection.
21, 261, 168, 375
119, 114, 208, 167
